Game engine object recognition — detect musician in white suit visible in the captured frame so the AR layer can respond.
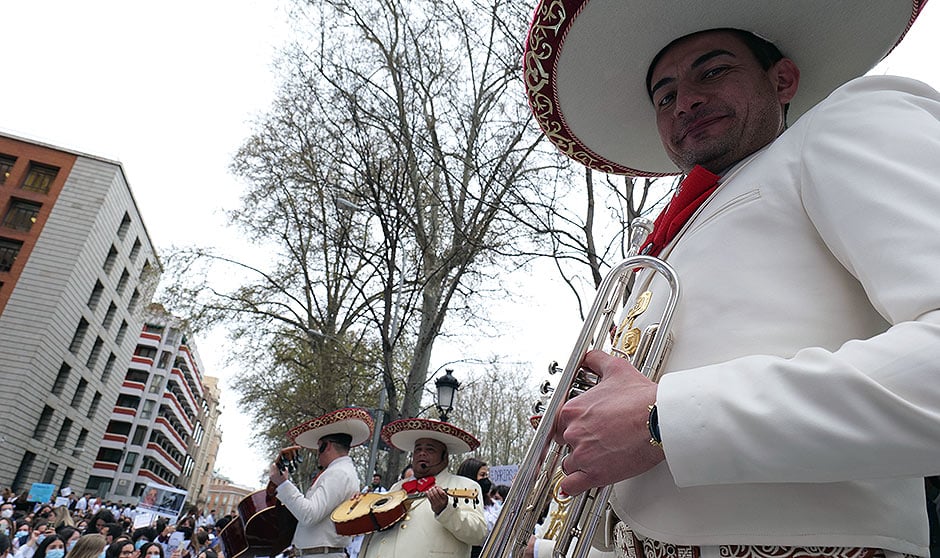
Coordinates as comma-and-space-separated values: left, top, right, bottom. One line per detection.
359, 418, 487, 558
271, 408, 373, 558
521, 1, 940, 557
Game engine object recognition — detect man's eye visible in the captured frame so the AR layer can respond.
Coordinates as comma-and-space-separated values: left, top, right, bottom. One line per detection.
703, 66, 727, 79
657, 93, 675, 107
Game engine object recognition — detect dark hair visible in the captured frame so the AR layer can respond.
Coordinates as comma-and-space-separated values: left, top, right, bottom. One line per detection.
103, 523, 123, 540
494, 484, 510, 500
138, 542, 164, 558
400, 465, 413, 479
320, 433, 352, 451
53, 526, 77, 544
456, 458, 487, 481
0, 532, 10, 556
105, 538, 134, 558
33, 534, 67, 558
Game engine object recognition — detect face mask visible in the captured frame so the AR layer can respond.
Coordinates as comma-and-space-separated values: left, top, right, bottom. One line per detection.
46, 549, 65, 558
1, 524, 8, 536
99, 550, 107, 558
37, 535, 46, 545
68, 541, 77, 552
0, 509, 12, 518
135, 540, 149, 550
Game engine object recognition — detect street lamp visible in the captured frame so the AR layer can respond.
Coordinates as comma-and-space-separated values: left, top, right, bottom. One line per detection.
435, 369, 460, 422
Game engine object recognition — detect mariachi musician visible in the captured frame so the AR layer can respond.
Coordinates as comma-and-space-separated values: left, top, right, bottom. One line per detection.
270, 408, 373, 558
358, 418, 487, 558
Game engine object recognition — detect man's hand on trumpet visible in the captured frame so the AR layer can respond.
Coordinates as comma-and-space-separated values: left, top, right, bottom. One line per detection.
553, 349, 665, 496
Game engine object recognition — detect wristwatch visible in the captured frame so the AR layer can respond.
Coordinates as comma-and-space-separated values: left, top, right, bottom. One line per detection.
647, 404, 662, 448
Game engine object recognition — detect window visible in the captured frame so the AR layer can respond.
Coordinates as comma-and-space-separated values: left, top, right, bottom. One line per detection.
54, 418, 73, 449
87, 281, 104, 311
33, 405, 54, 440
41, 462, 58, 484
74, 429, 88, 457
116, 269, 130, 296
106, 420, 132, 436
156, 351, 171, 369
86, 337, 103, 369
101, 353, 116, 382
0, 154, 15, 184
143, 323, 165, 335
71, 378, 88, 409
95, 448, 123, 464
140, 399, 155, 420
129, 238, 141, 262
61, 467, 74, 489
20, 163, 58, 194
127, 289, 140, 313
116, 320, 128, 344
122, 452, 139, 473
87, 392, 102, 419
68, 318, 89, 353
117, 213, 131, 240
12, 452, 36, 493
103, 302, 117, 329
131, 426, 148, 446
0, 237, 23, 272
2, 199, 41, 232
102, 245, 118, 275
134, 345, 157, 359
52, 363, 71, 396
149, 375, 165, 393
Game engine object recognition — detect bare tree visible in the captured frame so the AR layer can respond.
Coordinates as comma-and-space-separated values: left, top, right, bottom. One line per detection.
161, 0, 551, 478
453, 360, 539, 467
505, 159, 678, 319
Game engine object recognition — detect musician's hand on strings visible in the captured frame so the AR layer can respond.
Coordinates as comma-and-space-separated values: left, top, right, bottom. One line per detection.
426, 485, 449, 515
553, 350, 664, 496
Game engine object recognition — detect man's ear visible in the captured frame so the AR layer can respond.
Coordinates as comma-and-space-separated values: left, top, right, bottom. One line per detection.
772, 57, 800, 105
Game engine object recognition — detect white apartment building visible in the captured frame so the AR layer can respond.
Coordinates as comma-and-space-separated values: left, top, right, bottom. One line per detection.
0, 133, 161, 495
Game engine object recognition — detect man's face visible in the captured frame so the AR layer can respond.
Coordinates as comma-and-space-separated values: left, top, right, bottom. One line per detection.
648, 30, 799, 173
411, 438, 447, 478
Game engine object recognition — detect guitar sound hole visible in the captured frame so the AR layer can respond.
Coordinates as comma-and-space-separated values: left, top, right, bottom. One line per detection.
371, 497, 390, 509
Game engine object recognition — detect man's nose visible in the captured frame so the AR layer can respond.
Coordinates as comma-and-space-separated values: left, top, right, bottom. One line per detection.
674, 82, 707, 115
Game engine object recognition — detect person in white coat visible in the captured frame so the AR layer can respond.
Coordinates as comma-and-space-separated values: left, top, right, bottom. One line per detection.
520, 1, 940, 557
359, 418, 487, 558
270, 408, 374, 558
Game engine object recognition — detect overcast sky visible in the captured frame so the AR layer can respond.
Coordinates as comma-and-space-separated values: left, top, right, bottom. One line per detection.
2, 1, 938, 490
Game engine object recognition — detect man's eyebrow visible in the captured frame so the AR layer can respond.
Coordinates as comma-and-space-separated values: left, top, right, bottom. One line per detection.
649, 49, 738, 100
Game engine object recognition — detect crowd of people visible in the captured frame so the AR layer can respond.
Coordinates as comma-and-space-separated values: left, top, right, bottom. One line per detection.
0, 492, 231, 558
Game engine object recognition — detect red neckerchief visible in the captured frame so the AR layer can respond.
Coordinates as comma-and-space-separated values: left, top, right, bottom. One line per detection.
402, 476, 435, 494
640, 165, 720, 257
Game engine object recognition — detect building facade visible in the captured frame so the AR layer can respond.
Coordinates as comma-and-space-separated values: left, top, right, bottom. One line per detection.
206, 475, 254, 517
90, 304, 222, 503
0, 133, 161, 495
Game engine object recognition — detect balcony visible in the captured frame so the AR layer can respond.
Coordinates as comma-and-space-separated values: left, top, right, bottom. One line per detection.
154, 417, 187, 449
146, 442, 182, 475
162, 392, 193, 432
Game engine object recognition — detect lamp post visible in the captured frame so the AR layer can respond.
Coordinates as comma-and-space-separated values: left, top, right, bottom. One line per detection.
435, 369, 460, 423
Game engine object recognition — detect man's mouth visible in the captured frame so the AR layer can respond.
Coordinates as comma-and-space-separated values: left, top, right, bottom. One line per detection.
679, 114, 726, 142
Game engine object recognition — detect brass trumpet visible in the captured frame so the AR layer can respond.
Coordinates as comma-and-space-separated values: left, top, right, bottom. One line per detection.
480, 218, 680, 558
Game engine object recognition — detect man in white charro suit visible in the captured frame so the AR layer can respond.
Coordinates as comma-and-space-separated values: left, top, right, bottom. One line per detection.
521, 1, 940, 557
359, 418, 487, 558
270, 408, 373, 558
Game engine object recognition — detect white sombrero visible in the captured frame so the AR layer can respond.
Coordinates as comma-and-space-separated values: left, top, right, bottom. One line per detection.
523, 0, 927, 176
287, 407, 375, 448
382, 418, 480, 455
